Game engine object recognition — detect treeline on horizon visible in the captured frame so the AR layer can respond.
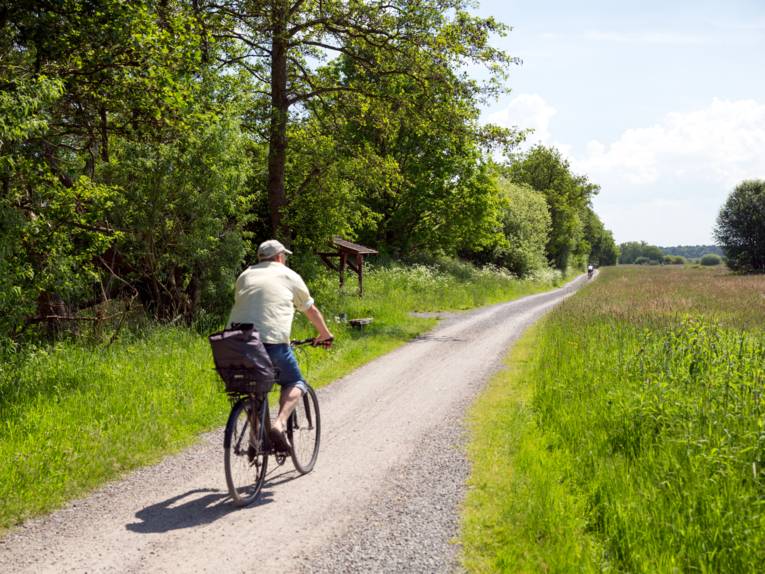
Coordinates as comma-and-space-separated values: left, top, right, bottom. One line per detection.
0, 1, 617, 342
618, 242, 723, 265
660, 245, 723, 259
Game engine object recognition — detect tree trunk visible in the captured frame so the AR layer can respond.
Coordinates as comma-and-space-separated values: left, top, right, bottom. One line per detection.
267, 0, 290, 242
99, 106, 109, 163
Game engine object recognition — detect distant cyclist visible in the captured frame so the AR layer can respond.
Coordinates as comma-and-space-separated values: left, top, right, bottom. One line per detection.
587, 264, 594, 279
227, 239, 333, 451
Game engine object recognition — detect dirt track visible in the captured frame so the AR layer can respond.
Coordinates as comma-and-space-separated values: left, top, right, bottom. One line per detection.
0, 275, 588, 573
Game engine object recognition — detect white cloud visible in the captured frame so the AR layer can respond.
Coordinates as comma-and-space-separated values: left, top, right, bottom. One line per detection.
572, 98, 765, 190
483, 97, 765, 244
485, 93, 557, 146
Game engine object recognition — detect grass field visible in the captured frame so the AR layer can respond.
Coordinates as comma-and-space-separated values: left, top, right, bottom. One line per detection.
0, 259, 562, 533
462, 265, 765, 573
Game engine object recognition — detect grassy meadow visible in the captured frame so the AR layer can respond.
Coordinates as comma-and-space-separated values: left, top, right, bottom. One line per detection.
462, 265, 765, 573
0, 260, 562, 532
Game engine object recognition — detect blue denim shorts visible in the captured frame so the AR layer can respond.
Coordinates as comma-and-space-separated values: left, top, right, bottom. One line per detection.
263, 343, 308, 394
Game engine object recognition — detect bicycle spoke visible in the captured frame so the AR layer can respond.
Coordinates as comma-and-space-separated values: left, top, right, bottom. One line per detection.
224, 398, 268, 506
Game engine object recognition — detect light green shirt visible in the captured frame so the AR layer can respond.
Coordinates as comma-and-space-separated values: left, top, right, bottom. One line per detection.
227, 261, 314, 344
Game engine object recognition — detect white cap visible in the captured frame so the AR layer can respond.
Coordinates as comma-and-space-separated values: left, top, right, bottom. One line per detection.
257, 239, 293, 260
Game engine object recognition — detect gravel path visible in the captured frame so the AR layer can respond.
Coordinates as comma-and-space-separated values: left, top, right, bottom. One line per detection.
298, 392, 471, 574
0, 276, 587, 573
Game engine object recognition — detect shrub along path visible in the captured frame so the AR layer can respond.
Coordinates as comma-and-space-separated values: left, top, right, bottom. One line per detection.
0, 275, 588, 573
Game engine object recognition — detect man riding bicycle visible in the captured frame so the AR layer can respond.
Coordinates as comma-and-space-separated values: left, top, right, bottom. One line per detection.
227, 239, 333, 452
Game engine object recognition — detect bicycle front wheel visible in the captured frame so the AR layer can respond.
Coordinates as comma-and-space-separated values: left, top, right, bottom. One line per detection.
288, 385, 321, 474
224, 397, 268, 506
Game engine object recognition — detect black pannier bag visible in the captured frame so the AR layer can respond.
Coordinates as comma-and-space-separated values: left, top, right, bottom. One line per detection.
209, 324, 278, 394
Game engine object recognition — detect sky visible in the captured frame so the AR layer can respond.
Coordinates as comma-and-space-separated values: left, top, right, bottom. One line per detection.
470, 0, 765, 246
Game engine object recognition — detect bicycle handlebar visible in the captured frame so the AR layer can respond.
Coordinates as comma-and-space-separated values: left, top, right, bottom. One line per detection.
291, 336, 334, 348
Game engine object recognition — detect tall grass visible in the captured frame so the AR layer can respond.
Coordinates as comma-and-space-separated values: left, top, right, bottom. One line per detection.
0, 259, 560, 532
462, 266, 765, 573
0, 329, 226, 530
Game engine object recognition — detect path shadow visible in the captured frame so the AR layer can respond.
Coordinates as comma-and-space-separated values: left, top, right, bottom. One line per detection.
263, 466, 301, 488
126, 487, 272, 534
125, 465, 303, 534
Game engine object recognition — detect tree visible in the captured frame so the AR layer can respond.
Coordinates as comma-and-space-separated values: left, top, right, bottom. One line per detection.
662, 255, 685, 265
700, 253, 722, 266
505, 146, 599, 271
462, 178, 551, 276
206, 0, 515, 242
714, 179, 765, 272
331, 53, 520, 256
618, 241, 663, 264
583, 208, 618, 266
494, 180, 551, 275
0, 1, 252, 333
660, 245, 722, 259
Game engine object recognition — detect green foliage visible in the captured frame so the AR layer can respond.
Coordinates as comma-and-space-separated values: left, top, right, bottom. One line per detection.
283, 21, 520, 258
505, 146, 599, 271
0, 1, 254, 334
496, 180, 552, 275
208, 0, 519, 245
619, 240, 664, 264
281, 121, 384, 256
0, 8, 693, 551
101, 111, 251, 318
464, 179, 551, 276
0, 0, 614, 341
583, 207, 619, 266
715, 179, 765, 272
698, 253, 721, 266
660, 245, 722, 259
663, 254, 686, 265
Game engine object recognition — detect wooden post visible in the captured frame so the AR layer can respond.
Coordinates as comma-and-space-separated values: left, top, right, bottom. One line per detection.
357, 253, 364, 296
339, 252, 347, 288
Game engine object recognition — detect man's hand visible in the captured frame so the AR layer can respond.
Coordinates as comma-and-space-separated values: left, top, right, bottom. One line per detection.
305, 305, 334, 349
313, 335, 334, 349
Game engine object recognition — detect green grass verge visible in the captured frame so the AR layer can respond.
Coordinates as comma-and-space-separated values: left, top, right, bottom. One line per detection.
0, 260, 562, 533
461, 266, 765, 573
461, 323, 605, 573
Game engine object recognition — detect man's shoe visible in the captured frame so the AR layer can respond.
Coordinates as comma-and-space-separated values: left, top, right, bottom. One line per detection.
269, 427, 292, 453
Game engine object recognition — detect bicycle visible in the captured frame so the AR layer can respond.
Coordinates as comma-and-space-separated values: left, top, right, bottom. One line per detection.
222, 338, 321, 506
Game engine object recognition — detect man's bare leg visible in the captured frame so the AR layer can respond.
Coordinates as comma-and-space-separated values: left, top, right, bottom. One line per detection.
273, 386, 302, 432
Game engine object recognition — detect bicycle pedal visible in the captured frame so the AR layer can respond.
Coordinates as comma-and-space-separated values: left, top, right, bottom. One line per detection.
275, 453, 287, 465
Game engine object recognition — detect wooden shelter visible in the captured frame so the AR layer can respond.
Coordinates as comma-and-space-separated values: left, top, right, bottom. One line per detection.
319, 237, 378, 296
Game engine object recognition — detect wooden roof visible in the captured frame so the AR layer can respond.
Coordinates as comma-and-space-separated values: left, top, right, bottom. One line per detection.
332, 237, 378, 255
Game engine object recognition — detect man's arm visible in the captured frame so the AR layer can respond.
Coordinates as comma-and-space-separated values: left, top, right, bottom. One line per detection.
304, 304, 334, 343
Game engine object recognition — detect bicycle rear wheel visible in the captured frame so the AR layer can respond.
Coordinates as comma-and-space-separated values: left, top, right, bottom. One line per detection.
288, 385, 321, 474
224, 397, 268, 506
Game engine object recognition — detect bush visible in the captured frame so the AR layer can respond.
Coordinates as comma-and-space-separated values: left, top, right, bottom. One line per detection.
715, 179, 765, 272
700, 253, 722, 266
619, 241, 663, 264
663, 255, 685, 265
493, 181, 552, 276
634, 256, 650, 265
